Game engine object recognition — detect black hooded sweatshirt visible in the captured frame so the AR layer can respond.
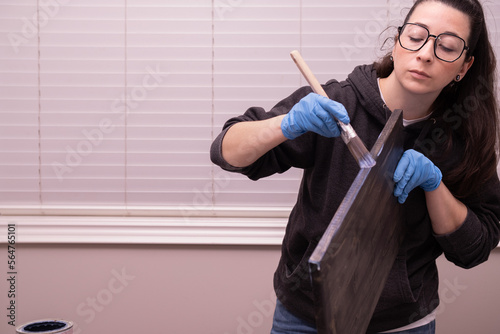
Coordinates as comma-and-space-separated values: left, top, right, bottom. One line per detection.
210, 64, 500, 333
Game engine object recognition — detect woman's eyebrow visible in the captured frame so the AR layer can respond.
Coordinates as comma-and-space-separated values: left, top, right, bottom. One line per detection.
412, 21, 461, 37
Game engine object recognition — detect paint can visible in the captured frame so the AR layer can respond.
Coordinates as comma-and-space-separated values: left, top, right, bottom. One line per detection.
16, 319, 73, 334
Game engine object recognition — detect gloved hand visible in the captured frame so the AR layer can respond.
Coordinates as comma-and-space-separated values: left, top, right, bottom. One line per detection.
393, 149, 442, 204
281, 93, 350, 140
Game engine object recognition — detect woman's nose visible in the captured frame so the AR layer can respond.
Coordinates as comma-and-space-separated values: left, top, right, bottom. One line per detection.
416, 37, 436, 62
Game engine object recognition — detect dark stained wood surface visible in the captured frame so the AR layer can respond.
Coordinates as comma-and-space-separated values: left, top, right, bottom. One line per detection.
309, 109, 405, 334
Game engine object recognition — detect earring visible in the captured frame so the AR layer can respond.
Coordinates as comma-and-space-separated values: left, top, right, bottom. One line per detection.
390, 56, 394, 62
455, 75, 461, 82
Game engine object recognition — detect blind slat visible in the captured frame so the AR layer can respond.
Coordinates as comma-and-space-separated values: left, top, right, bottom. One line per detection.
1, 1, 499, 213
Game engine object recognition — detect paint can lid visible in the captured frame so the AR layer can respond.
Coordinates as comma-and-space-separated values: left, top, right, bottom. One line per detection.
16, 319, 73, 334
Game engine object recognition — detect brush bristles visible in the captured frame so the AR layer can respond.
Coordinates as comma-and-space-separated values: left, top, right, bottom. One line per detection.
346, 136, 376, 169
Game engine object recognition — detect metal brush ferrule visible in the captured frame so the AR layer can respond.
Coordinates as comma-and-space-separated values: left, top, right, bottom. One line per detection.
338, 122, 357, 144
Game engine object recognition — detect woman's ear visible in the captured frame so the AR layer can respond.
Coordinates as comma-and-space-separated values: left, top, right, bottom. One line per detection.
458, 56, 474, 79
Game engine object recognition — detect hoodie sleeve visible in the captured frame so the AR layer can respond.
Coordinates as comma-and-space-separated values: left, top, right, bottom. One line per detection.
434, 174, 500, 268
210, 86, 318, 181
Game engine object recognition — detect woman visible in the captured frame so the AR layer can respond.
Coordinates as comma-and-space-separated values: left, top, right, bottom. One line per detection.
210, 0, 500, 333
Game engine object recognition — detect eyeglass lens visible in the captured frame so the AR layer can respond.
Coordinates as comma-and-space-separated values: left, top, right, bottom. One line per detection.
399, 24, 466, 62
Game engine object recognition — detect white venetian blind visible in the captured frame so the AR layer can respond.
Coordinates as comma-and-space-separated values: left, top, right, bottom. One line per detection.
1, 0, 499, 219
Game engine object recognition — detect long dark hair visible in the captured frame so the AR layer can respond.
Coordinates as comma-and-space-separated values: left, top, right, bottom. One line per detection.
374, 0, 499, 198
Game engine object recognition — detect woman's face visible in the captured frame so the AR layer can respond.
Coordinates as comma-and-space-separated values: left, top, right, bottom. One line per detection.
392, 1, 474, 96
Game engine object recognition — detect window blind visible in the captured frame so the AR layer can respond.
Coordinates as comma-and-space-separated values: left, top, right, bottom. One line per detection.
1, 0, 499, 220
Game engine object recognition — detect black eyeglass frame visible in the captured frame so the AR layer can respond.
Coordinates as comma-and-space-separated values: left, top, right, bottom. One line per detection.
397, 23, 470, 63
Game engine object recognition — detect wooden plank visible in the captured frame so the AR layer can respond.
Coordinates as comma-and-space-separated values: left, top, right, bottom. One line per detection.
309, 109, 405, 334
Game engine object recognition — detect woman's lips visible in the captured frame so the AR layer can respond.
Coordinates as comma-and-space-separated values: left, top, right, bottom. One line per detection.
409, 70, 431, 79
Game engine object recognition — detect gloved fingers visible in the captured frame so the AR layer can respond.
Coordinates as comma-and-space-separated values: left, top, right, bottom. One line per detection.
282, 93, 349, 139
315, 95, 350, 125
395, 174, 413, 203
393, 151, 417, 202
397, 193, 409, 204
309, 102, 342, 138
307, 120, 341, 138
392, 149, 442, 203
401, 167, 423, 197
393, 152, 411, 183
394, 164, 416, 198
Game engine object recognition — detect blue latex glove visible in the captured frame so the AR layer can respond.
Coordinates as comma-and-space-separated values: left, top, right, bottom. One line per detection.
281, 93, 350, 140
393, 149, 442, 204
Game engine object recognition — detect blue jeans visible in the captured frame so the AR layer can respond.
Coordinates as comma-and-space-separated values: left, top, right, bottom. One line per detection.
270, 299, 436, 334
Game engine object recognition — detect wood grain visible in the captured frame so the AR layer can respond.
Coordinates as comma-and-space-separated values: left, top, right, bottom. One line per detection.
309, 109, 405, 334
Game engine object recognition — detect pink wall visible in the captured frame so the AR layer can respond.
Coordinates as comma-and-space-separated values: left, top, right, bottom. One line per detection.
3, 244, 280, 334
1, 244, 499, 334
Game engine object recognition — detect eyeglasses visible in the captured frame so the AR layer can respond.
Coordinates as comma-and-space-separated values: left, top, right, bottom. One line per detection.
397, 23, 469, 63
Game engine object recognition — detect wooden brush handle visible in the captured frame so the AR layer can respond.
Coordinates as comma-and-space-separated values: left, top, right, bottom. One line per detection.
290, 50, 355, 142
290, 50, 329, 98
290, 50, 375, 168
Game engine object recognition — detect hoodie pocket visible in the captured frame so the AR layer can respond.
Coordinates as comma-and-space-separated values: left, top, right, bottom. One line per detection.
377, 256, 420, 310
284, 241, 318, 292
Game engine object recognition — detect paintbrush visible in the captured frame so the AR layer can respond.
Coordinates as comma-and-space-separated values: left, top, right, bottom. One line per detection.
290, 50, 376, 169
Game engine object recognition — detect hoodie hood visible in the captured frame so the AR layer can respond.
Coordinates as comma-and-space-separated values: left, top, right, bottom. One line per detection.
345, 64, 390, 126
